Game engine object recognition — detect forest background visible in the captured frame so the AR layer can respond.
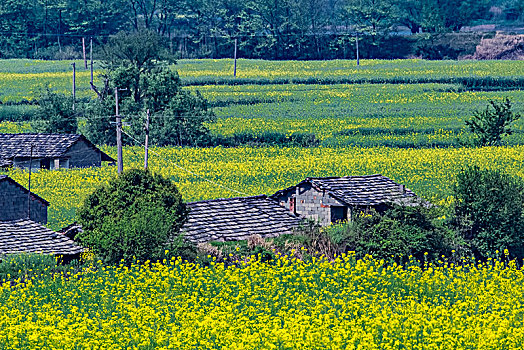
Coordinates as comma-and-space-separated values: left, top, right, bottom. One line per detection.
1, 0, 523, 60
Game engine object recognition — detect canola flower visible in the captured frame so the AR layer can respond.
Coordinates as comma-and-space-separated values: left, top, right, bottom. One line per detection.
176, 58, 524, 82
3, 145, 524, 229
1, 253, 524, 349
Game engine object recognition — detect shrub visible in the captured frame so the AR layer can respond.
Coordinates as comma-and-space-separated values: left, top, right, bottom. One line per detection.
76, 169, 191, 265
331, 205, 457, 263
31, 88, 78, 134
453, 166, 524, 260
465, 98, 521, 146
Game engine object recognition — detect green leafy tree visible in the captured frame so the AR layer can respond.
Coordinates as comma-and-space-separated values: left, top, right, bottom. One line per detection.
76, 169, 192, 265
465, 98, 521, 146
343, 0, 397, 56
453, 166, 524, 260
32, 88, 77, 134
84, 30, 214, 146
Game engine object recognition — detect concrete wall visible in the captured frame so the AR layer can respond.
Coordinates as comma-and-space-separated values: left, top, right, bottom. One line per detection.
0, 180, 48, 224
275, 183, 349, 226
64, 140, 102, 168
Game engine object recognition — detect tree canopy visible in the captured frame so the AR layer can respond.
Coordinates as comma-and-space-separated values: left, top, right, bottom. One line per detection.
0, 0, 516, 59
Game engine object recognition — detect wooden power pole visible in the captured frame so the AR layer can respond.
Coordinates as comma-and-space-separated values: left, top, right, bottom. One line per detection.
115, 87, 123, 174
27, 144, 34, 220
72, 62, 76, 111
90, 38, 94, 88
82, 37, 87, 69
233, 38, 238, 77
144, 109, 150, 170
356, 32, 360, 67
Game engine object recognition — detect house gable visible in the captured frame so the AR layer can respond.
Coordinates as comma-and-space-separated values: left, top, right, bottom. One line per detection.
0, 133, 114, 169
271, 174, 423, 225
0, 175, 49, 224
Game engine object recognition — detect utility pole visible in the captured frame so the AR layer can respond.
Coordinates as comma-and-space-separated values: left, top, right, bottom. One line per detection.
82, 37, 87, 69
144, 109, 150, 171
90, 38, 94, 88
233, 38, 238, 77
115, 87, 123, 174
58, 10, 62, 53
72, 62, 76, 111
27, 144, 33, 220
356, 32, 360, 67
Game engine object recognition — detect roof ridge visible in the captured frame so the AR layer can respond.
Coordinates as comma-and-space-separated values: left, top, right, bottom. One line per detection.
0, 133, 81, 137
187, 194, 267, 205
308, 173, 383, 180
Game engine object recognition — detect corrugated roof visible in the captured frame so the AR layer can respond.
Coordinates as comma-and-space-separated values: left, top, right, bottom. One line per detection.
182, 195, 303, 243
0, 133, 114, 163
272, 174, 421, 206
0, 219, 84, 256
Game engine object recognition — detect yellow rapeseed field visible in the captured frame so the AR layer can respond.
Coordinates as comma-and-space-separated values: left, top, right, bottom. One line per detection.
1, 253, 524, 349
4, 145, 524, 229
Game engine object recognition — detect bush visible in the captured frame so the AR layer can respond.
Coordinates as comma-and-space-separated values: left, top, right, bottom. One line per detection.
328, 205, 457, 263
76, 169, 191, 265
465, 98, 521, 146
31, 88, 78, 134
453, 166, 524, 260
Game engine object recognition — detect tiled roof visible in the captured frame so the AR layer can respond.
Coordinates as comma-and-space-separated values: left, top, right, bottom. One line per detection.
272, 174, 421, 206
0, 175, 49, 206
0, 219, 84, 256
0, 133, 114, 162
182, 195, 303, 243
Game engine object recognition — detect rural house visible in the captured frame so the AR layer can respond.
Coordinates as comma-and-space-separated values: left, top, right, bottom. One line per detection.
182, 195, 303, 243
0, 219, 83, 259
270, 174, 422, 226
0, 175, 48, 224
0, 133, 114, 170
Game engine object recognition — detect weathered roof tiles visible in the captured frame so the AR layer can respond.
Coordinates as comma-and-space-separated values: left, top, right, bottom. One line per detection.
0, 219, 84, 256
0, 133, 113, 162
182, 195, 303, 243
272, 174, 422, 206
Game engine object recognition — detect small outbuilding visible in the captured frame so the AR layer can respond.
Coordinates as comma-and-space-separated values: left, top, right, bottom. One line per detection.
0, 175, 49, 224
182, 195, 303, 243
0, 133, 114, 170
271, 174, 423, 226
0, 219, 83, 259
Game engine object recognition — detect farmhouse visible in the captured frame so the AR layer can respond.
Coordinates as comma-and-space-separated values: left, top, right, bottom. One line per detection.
270, 174, 422, 226
0, 175, 49, 224
0, 133, 114, 170
0, 219, 83, 258
182, 195, 303, 243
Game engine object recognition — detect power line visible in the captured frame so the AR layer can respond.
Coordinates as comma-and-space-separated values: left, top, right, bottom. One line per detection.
120, 128, 248, 196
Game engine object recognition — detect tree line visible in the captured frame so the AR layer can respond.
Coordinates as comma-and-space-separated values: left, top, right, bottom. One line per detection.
0, 0, 522, 59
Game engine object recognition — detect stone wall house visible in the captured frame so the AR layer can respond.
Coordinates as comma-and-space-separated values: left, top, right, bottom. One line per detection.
0, 133, 114, 170
270, 174, 423, 226
0, 175, 49, 224
182, 195, 303, 243
0, 219, 83, 260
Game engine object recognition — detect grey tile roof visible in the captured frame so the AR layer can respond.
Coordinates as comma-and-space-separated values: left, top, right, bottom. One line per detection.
0, 219, 84, 256
182, 195, 303, 243
0, 175, 49, 206
272, 174, 421, 206
0, 133, 114, 163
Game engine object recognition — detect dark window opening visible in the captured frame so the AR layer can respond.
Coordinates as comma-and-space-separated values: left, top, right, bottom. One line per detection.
330, 206, 347, 223
40, 158, 50, 170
